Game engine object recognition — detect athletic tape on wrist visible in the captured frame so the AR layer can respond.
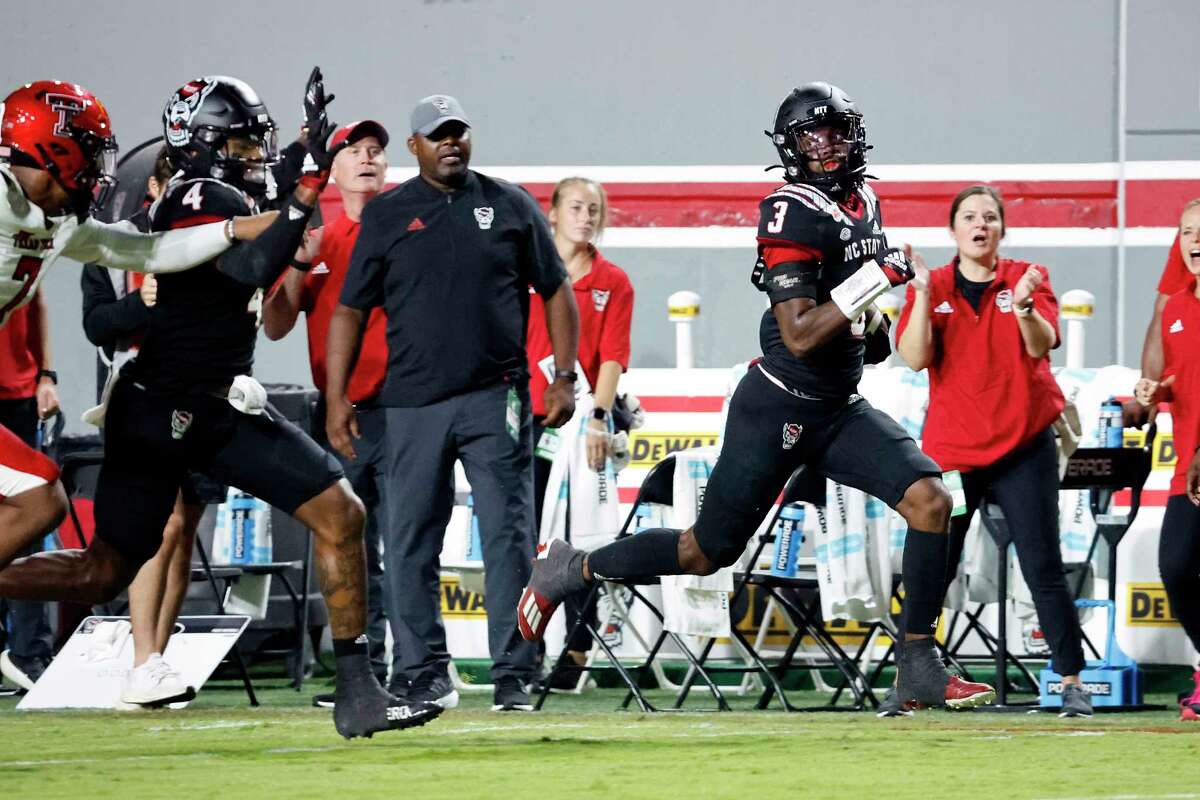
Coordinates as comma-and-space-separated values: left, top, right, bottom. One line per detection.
830, 261, 891, 320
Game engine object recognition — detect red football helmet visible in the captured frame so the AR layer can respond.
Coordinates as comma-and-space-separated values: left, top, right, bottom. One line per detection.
0, 80, 119, 216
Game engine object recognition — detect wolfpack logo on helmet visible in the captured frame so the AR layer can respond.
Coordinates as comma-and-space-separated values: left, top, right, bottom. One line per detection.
165, 79, 218, 147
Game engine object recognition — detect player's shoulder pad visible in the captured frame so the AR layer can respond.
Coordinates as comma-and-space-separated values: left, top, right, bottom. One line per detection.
858, 182, 882, 222
150, 177, 254, 231
758, 182, 845, 236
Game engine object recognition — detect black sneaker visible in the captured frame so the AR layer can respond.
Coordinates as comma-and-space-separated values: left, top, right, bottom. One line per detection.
1059, 683, 1093, 718
312, 693, 336, 709
409, 671, 459, 709
0, 650, 47, 692
875, 686, 914, 718
332, 674, 442, 739
387, 675, 411, 703
492, 675, 533, 712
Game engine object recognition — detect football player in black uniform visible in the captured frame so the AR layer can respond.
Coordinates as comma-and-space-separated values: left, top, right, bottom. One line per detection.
518, 82, 996, 712
0, 72, 441, 737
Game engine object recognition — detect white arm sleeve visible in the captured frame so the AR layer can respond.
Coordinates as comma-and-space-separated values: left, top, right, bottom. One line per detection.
65, 217, 231, 274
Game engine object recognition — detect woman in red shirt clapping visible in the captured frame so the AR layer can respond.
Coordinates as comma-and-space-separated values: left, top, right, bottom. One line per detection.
896, 185, 1090, 717
1133, 199, 1200, 721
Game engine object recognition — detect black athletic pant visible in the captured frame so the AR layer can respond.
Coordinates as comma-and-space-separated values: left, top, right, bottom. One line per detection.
1159, 495, 1200, 656
943, 426, 1086, 677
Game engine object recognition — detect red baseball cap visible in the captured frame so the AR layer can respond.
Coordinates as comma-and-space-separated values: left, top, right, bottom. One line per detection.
330, 119, 389, 150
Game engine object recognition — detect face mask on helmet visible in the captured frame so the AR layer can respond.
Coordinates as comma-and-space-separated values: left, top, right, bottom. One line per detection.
68, 127, 119, 218
188, 125, 278, 196
773, 112, 865, 193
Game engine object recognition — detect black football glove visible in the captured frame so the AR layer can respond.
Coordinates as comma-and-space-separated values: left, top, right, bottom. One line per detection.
299, 66, 338, 189
876, 247, 916, 287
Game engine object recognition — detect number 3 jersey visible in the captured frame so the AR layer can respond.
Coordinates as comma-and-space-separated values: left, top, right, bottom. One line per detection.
0, 164, 231, 328
752, 181, 887, 399
125, 177, 261, 393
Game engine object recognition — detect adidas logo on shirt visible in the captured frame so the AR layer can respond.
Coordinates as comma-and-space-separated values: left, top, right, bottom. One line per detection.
1169, 318, 1184, 334
311, 262, 330, 275
934, 301, 953, 314
407, 217, 426, 232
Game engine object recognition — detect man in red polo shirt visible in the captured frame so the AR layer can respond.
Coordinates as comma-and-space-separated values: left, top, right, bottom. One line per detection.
262, 119, 400, 704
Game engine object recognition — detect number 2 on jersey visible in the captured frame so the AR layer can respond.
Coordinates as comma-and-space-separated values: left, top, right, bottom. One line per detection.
766, 201, 788, 234
0, 256, 44, 321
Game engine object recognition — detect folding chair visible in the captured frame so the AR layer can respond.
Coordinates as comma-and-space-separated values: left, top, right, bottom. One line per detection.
675, 466, 878, 711
536, 454, 728, 712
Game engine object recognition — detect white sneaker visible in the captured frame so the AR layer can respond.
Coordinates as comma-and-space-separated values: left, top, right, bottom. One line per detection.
120, 653, 195, 705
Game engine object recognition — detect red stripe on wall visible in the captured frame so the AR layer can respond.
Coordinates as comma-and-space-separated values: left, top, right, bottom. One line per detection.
637, 395, 725, 413
324, 178, 1200, 230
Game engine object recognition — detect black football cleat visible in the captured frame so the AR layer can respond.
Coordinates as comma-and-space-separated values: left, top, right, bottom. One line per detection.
333, 679, 443, 739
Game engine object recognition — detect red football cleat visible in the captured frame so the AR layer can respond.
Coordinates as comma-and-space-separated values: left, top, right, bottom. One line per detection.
1179, 669, 1200, 722
943, 675, 996, 709
517, 540, 587, 642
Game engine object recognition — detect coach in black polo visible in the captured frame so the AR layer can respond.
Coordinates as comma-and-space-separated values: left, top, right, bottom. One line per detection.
326, 95, 579, 712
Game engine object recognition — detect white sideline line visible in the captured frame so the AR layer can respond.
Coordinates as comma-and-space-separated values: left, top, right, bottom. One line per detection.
599, 226, 1179, 249
383, 161, 1200, 185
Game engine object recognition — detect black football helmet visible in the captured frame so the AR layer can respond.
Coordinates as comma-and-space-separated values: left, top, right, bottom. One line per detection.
767, 82, 870, 196
162, 76, 278, 196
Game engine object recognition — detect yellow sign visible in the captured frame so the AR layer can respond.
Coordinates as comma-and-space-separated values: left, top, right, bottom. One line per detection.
440, 576, 487, 619
1122, 430, 1177, 470
630, 432, 719, 468
1126, 582, 1178, 627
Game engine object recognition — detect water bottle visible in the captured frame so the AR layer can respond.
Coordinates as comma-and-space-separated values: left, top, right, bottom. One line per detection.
229, 492, 256, 565
1097, 397, 1124, 448
770, 503, 805, 578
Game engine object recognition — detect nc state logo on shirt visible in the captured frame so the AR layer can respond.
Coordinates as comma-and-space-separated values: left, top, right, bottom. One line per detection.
591, 289, 610, 312
473, 207, 494, 230
995, 288, 1014, 313
782, 423, 802, 450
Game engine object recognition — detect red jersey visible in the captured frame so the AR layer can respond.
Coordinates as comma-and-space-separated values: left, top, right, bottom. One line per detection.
0, 303, 37, 399
298, 213, 388, 404
1159, 281, 1200, 496
1159, 232, 1192, 296
526, 248, 633, 416
896, 258, 1065, 473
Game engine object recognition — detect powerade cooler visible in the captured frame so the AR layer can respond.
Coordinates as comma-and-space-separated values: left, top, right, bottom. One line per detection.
1039, 599, 1142, 708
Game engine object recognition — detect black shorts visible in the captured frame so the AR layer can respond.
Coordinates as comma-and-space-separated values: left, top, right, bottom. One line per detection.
94, 377, 343, 563
693, 365, 941, 566
179, 470, 228, 506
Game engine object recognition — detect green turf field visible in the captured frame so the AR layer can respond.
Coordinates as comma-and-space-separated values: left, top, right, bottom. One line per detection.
1, 678, 1197, 800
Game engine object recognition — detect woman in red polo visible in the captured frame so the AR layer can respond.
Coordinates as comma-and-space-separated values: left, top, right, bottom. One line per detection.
1134, 198, 1200, 721
896, 185, 1090, 716
526, 177, 634, 689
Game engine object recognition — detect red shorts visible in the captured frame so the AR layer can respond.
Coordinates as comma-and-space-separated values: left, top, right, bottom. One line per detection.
0, 422, 59, 500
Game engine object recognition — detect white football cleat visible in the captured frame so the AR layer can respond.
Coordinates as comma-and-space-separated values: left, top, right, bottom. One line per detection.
120, 653, 195, 706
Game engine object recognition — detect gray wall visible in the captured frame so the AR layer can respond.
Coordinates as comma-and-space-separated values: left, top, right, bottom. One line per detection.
6, 0, 1198, 431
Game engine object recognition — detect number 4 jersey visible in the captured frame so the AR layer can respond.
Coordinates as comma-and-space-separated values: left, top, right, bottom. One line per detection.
752, 181, 887, 400
0, 164, 231, 328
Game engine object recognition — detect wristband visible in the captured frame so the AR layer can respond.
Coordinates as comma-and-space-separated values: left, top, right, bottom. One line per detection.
830, 261, 890, 320
1014, 301, 1034, 318
291, 258, 314, 272
592, 406, 609, 421
37, 369, 57, 385
554, 369, 578, 383
224, 219, 236, 243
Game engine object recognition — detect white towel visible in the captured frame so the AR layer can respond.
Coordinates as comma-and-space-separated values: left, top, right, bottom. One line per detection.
537, 395, 622, 551
660, 447, 732, 637
812, 480, 893, 622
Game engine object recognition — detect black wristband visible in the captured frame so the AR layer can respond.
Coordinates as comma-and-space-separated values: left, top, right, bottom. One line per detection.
37, 369, 57, 384
290, 258, 314, 272
592, 406, 608, 421
554, 369, 578, 383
